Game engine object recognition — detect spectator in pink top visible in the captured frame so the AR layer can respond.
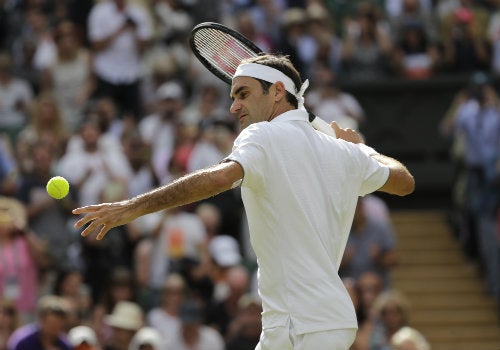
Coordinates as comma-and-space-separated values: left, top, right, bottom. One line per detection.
0, 196, 48, 324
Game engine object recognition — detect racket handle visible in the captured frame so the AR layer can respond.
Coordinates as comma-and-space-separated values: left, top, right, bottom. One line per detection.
309, 113, 337, 138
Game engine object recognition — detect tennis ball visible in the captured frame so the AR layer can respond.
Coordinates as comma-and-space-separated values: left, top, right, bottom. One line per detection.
46, 176, 70, 199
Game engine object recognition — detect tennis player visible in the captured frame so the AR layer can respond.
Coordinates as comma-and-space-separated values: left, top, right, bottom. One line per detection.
73, 54, 414, 350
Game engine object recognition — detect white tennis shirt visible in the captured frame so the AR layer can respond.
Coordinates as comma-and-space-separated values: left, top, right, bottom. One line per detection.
226, 109, 389, 335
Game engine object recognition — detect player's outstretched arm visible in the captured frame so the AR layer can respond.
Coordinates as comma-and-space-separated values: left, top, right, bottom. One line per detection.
73, 161, 243, 240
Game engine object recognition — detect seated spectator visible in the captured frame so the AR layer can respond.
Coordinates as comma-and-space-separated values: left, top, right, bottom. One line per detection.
7, 295, 72, 350
148, 204, 209, 288
357, 271, 385, 326
152, 0, 193, 47
363, 194, 392, 225
225, 293, 262, 350
68, 325, 100, 350
340, 197, 398, 288
357, 290, 412, 350
57, 117, 131, 208
91, 96, 133, 145
391, 326, 431, 350
138, 80, 186, 184
181, 83, 229, 129
102, 301, 144, 350
0, 135, 18, 197
0, 299, 19, 350
128, 327, 164, 350
204, 265, 250, 338
16, 141, 78, 270
146, 273, 187, 344
16, 92, 70, 175
306, 65, 365, 130
207, 235, 243, 302
0, 52, 34, 145
388, 0, 438, 44
40, 20, 95, 132
305, 3, 344, 77
276, 8, 317, 76
195, 203, 223, 241
233, 10, 274, 54
392, 19, 441, 79
92, 267, 138, 342
52, 269, 92, 327
340, 2, 394, 82
441, 5, 491, 73
166, 299, 224, 350
0, 196, 49, 324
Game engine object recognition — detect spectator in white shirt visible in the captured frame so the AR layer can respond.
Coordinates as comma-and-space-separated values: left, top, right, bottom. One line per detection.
87, 0, 153, 120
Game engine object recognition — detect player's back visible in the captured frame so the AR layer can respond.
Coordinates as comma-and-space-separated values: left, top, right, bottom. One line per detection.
227, 110, 367, 333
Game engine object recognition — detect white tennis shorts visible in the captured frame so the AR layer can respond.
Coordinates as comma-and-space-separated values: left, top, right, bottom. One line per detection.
255, 319, 356, 350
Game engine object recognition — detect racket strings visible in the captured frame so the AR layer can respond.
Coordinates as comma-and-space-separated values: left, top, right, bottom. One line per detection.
193, 29, 258, 78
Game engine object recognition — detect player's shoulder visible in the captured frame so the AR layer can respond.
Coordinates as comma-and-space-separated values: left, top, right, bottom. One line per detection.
237, 122, 270, 139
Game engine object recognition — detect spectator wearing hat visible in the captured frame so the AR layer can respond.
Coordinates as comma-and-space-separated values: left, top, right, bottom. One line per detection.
166, 299, 224, 350
207, 235, 243, 302
92, 268, 138, 346
68, 325, 100, 350
128, 327, 164, 350
391, 326, 431, 350
102, 301, 144, 350
7, 295, 72, 350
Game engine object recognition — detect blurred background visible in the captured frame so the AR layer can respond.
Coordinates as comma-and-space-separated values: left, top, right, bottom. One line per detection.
0, 0, 499, 349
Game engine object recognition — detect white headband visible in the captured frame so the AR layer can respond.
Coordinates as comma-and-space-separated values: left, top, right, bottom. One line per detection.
233, 63, 309, 110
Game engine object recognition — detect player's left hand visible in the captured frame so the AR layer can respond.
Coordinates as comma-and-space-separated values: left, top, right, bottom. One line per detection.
331, 121, 365, 144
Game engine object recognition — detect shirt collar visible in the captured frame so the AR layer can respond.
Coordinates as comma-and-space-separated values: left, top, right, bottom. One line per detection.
271, 109, 309, 123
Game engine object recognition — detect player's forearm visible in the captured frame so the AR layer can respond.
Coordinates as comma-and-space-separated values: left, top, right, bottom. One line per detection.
132, 162, 242, 216
373, 154, 415, 196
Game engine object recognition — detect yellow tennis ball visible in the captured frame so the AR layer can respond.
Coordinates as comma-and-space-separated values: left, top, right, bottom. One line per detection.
46, 176, 70, 199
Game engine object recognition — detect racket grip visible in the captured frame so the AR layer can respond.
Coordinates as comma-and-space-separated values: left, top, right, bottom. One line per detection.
309, 114, 337, 138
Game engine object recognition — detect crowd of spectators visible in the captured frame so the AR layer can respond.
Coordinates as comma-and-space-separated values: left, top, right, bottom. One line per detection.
5, 0, 500, 349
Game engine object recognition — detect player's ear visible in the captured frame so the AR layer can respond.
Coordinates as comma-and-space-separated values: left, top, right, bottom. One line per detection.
273, 81, 286, 102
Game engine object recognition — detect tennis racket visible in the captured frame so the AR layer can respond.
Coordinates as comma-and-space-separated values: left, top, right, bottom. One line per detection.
189, 22, 336, 138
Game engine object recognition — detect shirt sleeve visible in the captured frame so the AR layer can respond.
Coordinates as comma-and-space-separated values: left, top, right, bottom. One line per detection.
356, 145, 390, 196
224, 124, 268, 190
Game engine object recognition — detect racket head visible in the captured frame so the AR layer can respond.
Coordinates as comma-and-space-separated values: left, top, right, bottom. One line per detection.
189, 22, 263, 85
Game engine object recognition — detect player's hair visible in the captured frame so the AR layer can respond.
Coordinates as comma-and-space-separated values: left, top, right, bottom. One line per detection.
241, 54, 301, 108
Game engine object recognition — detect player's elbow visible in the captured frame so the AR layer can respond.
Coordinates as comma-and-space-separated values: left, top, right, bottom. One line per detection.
393, 174, 415, 196
379, 172, 415, 196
